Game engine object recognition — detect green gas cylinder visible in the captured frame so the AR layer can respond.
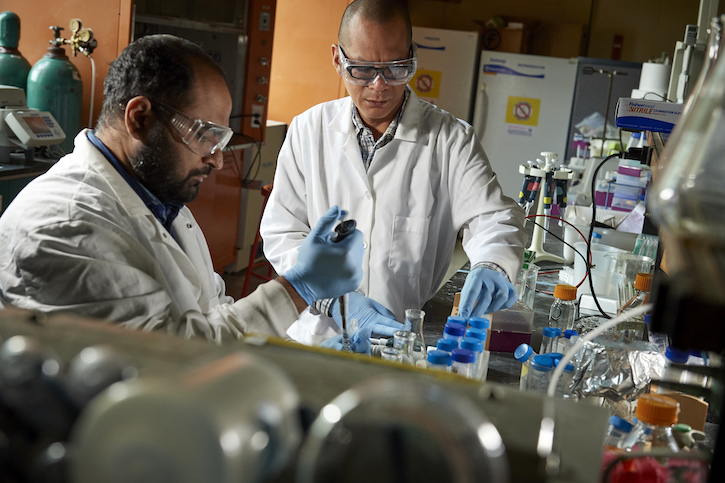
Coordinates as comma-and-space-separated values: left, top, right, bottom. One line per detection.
27, 29, 82, 155
0, 11, 32, 91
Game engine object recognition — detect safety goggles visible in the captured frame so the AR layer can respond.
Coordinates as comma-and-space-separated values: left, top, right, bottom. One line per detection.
155, 102, 233, 157
337, 44, 417, 86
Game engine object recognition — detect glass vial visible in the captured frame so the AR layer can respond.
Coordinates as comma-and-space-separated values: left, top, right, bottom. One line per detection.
393, 330, 416, 365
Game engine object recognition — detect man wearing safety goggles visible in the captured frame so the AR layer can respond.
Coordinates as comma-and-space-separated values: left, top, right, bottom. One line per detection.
261, 0, 526, 346
0, 34, 366, 343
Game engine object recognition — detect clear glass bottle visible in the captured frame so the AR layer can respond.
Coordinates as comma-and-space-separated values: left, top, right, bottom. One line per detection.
405, 309, 426, 358
393, 330, 416, 365
603, 415, 634, 450
426, 349, 451, 372
514, 343, 537, 391
621, 394, 680, 463
549, 284, 577, 331
615, 273, 651, 342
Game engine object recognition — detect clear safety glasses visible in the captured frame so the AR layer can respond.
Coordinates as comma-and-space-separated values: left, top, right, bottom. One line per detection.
155, 102, 233, 158
337, 44, 417, 86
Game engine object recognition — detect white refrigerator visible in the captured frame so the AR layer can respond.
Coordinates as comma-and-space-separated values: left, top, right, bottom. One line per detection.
411, 27, 479, 122
472, 52, 578, 200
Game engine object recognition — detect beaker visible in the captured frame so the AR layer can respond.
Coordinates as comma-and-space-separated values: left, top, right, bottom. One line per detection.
515, 263, 540, 310
405, 309, 426, 358
605, 252, 654, 297
393, 331, 416, 365
381, 347, 403, 363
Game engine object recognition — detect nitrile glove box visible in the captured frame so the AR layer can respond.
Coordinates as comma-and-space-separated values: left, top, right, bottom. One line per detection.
615, 98, 684, 133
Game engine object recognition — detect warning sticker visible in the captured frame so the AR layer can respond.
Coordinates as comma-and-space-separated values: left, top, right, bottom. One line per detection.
505, 96, 541, 126
410, 69, 441, 98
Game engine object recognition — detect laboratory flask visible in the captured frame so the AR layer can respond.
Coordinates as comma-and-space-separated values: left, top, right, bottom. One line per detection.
649, 13, 725, 309
405, 309, 426, 357
0, 12, 31, 90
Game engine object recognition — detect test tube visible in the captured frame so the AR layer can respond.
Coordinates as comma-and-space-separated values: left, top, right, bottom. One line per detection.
539, 327, 559, 354
460, 337, 483, 378
528, 355, 554, 393
443, 322, 466, 347
447, 315, 467, 326
393, 330, 416, 365
436, 338, 458, 355
426, 350, 451, 372
451, 348, 476, 379
468, 317, 491, 350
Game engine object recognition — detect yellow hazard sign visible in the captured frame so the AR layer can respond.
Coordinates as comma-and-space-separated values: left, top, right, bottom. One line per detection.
505, 96, 541, 126
410, 69, 441, 98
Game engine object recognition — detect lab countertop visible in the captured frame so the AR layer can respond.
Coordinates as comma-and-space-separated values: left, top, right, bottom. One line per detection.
0, 155, 57, 180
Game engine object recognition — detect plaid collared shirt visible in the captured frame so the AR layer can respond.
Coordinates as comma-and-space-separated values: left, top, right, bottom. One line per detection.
352, 87, 410, 172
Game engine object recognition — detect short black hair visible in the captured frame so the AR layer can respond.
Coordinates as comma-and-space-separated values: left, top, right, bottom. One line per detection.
338, 0, 412, 49
97, 34, 225, 129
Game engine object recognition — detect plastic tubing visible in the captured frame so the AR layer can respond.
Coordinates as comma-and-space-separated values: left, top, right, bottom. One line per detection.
546, 303, 652, 397
88, 54, 96, 127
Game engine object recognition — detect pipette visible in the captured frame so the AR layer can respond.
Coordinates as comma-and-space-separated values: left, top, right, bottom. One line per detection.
330, 217, 357, 353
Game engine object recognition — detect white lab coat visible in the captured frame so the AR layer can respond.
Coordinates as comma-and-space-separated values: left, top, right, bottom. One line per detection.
261, 91, 526, 345
0, 130, 299, 342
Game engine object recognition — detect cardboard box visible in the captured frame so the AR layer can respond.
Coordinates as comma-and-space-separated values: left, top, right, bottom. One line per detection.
615, 98, 685, 133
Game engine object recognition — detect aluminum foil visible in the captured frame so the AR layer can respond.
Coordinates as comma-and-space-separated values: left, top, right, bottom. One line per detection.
571, 336, 666, 404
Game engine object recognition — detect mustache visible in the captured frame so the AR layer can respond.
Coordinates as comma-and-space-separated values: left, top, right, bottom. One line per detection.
186, 164, 213, 179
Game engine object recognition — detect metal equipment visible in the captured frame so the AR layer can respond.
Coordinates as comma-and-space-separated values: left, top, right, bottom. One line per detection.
0, 308, 609, 483
0, 85, 65, 163
26, 19, 96, 154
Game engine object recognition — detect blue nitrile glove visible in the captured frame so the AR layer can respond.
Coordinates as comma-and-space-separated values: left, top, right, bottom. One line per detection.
458, 266, 518, 319
284, 206, 364, 305
330, 292, 406, 337
319, 326, 373, 354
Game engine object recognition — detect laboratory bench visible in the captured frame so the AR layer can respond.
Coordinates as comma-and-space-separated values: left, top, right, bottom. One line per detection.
422, 220, 570, 389
0, 155, 58, 212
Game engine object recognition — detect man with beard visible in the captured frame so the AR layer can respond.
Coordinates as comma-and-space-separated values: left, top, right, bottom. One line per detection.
0, 34, 365, 343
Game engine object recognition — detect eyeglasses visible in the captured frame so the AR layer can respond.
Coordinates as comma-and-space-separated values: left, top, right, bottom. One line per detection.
337, 44, 417, 86
155, 102, 233, 157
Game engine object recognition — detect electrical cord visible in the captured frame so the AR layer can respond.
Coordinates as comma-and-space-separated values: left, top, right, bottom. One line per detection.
588, 152, 622, 318
529, 219, 589, 288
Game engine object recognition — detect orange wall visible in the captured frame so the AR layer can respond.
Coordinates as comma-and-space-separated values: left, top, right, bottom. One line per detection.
7, 0, 133, 130
268, 0, 351, 125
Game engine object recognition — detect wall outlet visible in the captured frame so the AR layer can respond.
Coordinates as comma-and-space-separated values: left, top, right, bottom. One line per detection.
251, 104, 264, 128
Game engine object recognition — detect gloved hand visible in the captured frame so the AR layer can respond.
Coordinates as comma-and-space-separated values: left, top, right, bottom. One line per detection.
319, 326, 373, 354
330, 292, 406, 337
458, 266, 518, 319
284, 206, 364, 305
